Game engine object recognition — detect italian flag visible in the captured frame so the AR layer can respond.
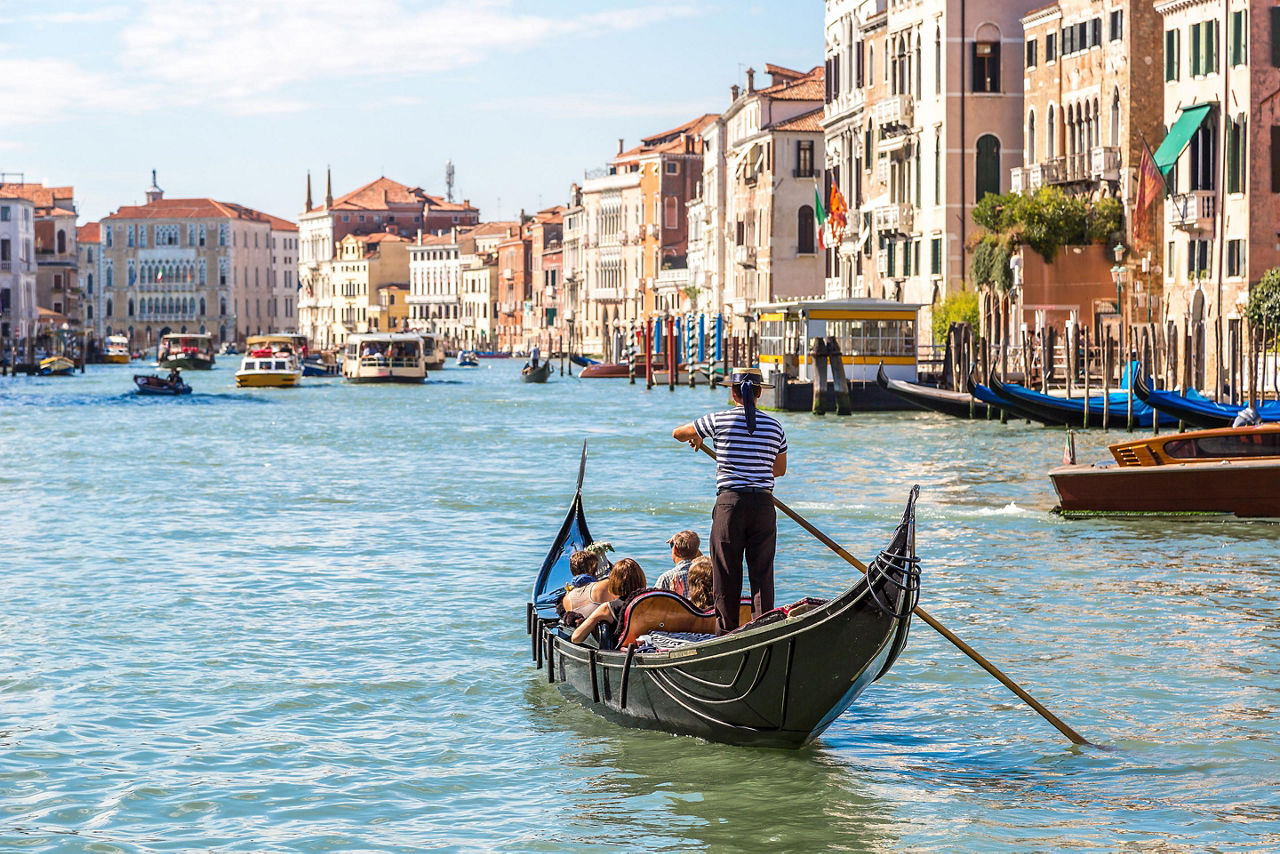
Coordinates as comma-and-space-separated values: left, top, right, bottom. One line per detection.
814, 185, 827, 250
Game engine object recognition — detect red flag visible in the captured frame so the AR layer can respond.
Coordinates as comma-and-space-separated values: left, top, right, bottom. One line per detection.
828, 183, 849, 246
1133, 142, 1166, 250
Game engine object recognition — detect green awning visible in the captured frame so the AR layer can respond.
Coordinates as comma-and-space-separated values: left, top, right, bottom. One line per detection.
1153, 104, 1213, 175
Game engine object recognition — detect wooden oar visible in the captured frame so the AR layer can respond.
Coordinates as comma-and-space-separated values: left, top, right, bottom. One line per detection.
693, 442, 1093, 747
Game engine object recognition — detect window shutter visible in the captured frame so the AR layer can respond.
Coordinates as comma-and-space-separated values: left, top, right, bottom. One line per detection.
1271, 126, 1280, 192
1273, 8, 1280, 66
1191, 23, 1202, 76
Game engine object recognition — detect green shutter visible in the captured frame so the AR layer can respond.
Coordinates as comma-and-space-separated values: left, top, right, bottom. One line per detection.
1191, 23, 1202, 76
1208, 20, 1218, 73
1165, 30, 1174, 80
1231, 11, 1244, 66
1227, 120, 1240, 194
1273, 8, 1280, 66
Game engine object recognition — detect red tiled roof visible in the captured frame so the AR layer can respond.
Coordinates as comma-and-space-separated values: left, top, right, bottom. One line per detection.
346, 232, 410, 244
423, 194, 479, 213
468, 220, 520, 236
259, 212, 298, 231
759, 66, 824, 101
331, 176, 429, 210
616, 114, 719, 162
103, 197, 291, 225
0, 182, 75, 211
48, 206, 77, 217
771, 107, 824, 133
77, 222, 101, 243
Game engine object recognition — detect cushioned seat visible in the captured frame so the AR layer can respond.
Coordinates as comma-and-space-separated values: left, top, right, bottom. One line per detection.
615, 590, 716, 648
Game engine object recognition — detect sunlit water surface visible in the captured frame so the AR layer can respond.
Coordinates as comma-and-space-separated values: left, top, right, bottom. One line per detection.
2, 361, 1279, 851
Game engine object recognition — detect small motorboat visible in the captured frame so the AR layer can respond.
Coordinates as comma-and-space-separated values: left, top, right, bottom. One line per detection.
456, 350, 480, 368
570, 354, 600, 367
521, 360, 552, 383
159, 333, 216, 370
134, 374, 192, 396
579, 362, 631, 378
1050, 423, 1280, 517
102, 335, 131, 364
235, 337, 302, 388
38, 355, 76, 376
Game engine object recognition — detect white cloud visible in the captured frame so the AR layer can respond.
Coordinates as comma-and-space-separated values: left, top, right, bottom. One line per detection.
37, 6, 128, 25
487, 93, 712, 120
0, 55, 144, 125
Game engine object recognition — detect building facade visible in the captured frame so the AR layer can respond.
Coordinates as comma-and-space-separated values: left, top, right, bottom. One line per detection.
0, 195, 37, 346
99, 177, 295, 349
0, 181, 80, 332
77, 223, 101, 341
1153, 0, 1279, 391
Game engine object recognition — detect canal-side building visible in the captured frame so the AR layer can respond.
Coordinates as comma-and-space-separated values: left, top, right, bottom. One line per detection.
712, 64, 826, 326
1152, 0, 1280, 392
527, 206, 564, 352
495, 220, 531, 353
77, 222, 101, 341
0, 194, 37, 346
1012, 0, 1165, 335
822, 0, 1044, 333
459, 221, 513, 350
330, 231, 411, 334
0, 180, 80, 333
408, 228, 465, 345
99, 174, 295, 349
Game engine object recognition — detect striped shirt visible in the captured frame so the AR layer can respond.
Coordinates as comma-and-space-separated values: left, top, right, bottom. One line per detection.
693, 408, 787, 491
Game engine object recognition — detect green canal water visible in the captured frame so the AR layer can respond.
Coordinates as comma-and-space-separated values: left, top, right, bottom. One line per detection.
2, 360, 1279, 851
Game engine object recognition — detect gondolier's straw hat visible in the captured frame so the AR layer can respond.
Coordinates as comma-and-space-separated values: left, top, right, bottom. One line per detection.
717, 366, 774, 388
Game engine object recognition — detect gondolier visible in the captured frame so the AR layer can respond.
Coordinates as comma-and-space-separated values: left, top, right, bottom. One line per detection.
672, 367, 787, 632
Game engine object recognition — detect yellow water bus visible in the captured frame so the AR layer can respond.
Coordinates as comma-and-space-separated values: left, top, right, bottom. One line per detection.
235, 335, 302, 388
103, 334, 131, 364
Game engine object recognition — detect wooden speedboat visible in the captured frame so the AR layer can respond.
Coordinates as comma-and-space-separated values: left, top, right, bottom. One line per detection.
103, 335, 132, 364
521, 360, 552, 383
158, 333, 215, 370
1050, 424, 1280, 517
236, 336, 302, 388
878, 363, 989, 419
579, 362, 631, 378
527, 448, 920, 748
134, 374, 191, 396
1132, 373, 1280, 429
38, 355, 75, 375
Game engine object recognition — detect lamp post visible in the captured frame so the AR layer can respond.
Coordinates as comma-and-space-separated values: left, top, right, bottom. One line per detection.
1110, 243, 1127, 351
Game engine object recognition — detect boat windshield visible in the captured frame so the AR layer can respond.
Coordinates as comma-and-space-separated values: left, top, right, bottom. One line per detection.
1164, 432, 1280, 459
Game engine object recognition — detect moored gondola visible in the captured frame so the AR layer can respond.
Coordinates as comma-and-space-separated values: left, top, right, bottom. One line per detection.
520, 360, 553, 383
876, 363, 991, 419
527, 448, 921, 748
987, 373, 1178, 429
1132, 372, 1280, 429
966, 370, 1060, 424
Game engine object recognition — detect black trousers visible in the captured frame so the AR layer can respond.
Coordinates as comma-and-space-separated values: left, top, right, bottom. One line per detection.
709, 490, 776, 631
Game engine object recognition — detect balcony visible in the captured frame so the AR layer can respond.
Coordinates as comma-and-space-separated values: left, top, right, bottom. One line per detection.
871, 203, 913, 235
735, 245, 757, 268
1047, 153, 1090, 184
1090, 146, 1121, 181
872, 94, 914, 129
1167, 191, 1216, 231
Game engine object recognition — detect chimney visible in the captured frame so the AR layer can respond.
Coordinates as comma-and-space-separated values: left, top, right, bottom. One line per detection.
746, 67, 755, 93
731, 84, 740, 101
304, 170, 313, 212
451, 226, 458, 242
618, 138, 624, 155
417, 228, 423, 244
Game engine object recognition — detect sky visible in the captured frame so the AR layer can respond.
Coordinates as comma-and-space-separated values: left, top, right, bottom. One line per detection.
0, 0, 824, 225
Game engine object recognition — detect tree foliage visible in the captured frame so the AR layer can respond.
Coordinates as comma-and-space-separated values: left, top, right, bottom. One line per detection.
970, 187, 1125, 274
970, 234, 1013, 291
932, 288, 980, 344
1246, 268, 1280, 336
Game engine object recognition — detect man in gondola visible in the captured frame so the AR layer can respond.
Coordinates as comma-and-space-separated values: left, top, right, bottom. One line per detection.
671, 367, 787, 633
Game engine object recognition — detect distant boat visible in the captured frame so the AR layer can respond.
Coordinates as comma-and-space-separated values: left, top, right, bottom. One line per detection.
521, 360, 552, 383
1050, 423, 1280, 518
456, 350, 480, 367
134, 374, 191, 396
103, 335, 131, 364
159, 333, 216, 370
1132, 373, 1280, 429
570, 354, 600, 367
235, 336, 302, 388
38, 355, 75, 376
579, 362, 631, 378
342, 333, 427, 383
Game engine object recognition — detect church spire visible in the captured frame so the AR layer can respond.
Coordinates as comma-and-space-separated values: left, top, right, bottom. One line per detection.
324, 166, 333, 208
305, 170, 313, 212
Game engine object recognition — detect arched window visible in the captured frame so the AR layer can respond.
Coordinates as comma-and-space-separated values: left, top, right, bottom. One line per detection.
935, 26, 942, 95
220, 298, 227, 317
915, 34, 922, 100
797, 205, 816, 254
107, 299, 113, 317
200, 297, 207, 316
1027, 110, 1037, 165
56, 230, 66, 254
975, 134, 1001, 200
86, 304, 93, 319
868, 45, 874, 85
1047, 105, 1057, 157
127, 298, 135, 317
86, 273, 93, 295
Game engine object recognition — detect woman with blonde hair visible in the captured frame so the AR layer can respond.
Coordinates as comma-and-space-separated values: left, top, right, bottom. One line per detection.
686, 555, 714, 611
570, 558, 647, 644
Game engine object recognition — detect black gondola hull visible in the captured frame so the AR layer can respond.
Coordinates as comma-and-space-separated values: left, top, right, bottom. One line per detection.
877, 363, 990, 420
521, 361, 553, 383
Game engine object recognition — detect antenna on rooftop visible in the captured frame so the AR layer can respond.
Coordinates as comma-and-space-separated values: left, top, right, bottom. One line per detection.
446, 161, 455, 203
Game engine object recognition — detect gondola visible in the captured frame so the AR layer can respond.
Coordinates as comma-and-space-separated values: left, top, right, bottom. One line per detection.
570, 354, 600, 367
527, 447, 921, 748
1131, 372, 1280, 429
521, 360, 552, 383
987, 374, 1178, 429
966, 370, 1062, 424
134, 374, 191, 396
876, 363, 991, 419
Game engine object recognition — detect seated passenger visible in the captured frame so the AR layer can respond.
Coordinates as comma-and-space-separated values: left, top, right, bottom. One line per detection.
655, 529, 702, 597
686, 555, 713, 611
570, 558, 647, 644
558, 550, 599, 610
